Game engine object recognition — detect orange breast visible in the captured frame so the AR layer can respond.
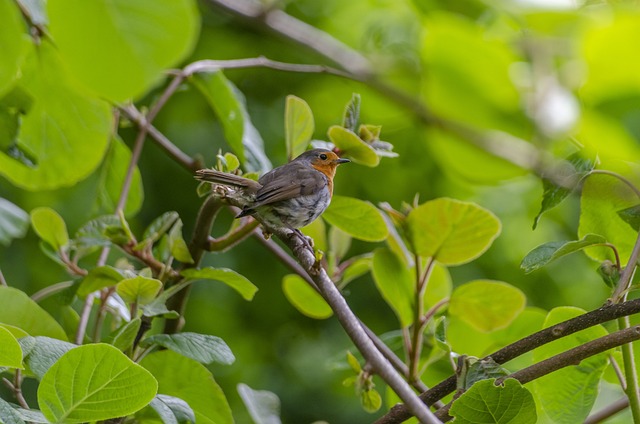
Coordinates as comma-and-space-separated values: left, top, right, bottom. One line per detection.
311, 163, 336, 196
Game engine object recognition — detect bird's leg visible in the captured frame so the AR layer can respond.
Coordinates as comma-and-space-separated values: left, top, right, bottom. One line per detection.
287, 228, 314, 254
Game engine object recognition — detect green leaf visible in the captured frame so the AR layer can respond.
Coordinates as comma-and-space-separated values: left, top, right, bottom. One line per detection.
142, 332, 235, 365
149, 394, 196, 424
0, 287, 67, 340
533, 307, 608, 424
237, 383, 282, 424
372, 248, 414, 327
108, 318, 141, 352
285, 95, 314, 160
190, 71, 271, 173
48, 0, 199, 102
450, 378, 536, 424
141, 350, 233, 424
282, 274, 332, 319
30, 207, 69, 252
327, 126, 379, 167
0, 326, 23, 369
449, 280, 525, 332
346, 351, 362, 374
579, 169, 639, 264
0, 197, 29, 247
0, 397, 25, 424
0, 0, 29, 97
323, 195, 388, 242
301, 218, 327, 253
341, 254, 372, 286
97, 136, 144, 217
77, 266, 126, 297
116, 276, 163, 306
74, 215, 123, 250
520, 234, 607, 273
406, 198, 501, 265
618, 204, 640, 231
458, 357, 509, 390
180, 267, 257, 301
329, 225, 352, 261
142, 211, 180, 244
38, 343, 157, 423
0, 42, 112, 190
168, 219, 194, 264
20, 336, 76, 379
361, 389, 382, 413
342, 93, 361, 132
533, 153, 595, 229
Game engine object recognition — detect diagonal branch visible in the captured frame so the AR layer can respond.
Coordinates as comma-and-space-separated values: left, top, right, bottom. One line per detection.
204, 191, 441, 423
375, 297, 640, 424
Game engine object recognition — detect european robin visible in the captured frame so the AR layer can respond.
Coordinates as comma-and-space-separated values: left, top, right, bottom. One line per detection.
195, 148, 350, 239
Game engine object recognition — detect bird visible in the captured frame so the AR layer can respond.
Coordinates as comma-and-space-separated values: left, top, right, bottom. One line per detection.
195, 148, 350, 241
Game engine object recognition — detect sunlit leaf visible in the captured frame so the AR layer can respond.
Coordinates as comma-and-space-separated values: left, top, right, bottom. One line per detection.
327, 126, 379, 167
48, 0, 199, 102
579, 169, 639, 264
449, 280, 525, 332
372, 248, 414, 327
141, 350, 233, 424
168, 219, 194, 264
0, 326, 23, 369
116, 276, 163, 306
142, 332, 235, 365
30, 207, 69, 252
0, 287, 67, 340
38, 344, 157, 423
285, 95, 314, 160
406, 198, 501, 265
342, 93, 361, 132
238, 383, 282, 424
180, 267, 257, 301
520, 234, 607, 273
450, 378, 536, 424
323, 195, 387, 242
361, 389, 382, 413
282, 274, 332, 319
0, 0, 29, 97
190, 71, 271, 173
0, 42, 111, 190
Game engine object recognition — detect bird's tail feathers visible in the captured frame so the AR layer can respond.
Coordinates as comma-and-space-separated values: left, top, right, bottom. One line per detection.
195, 169, 257, 189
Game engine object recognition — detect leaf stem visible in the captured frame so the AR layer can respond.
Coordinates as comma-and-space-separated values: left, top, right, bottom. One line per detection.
618, 316, 640, 423
589, 169, 640, 200
0, 268, 7, 286
409, 256, 435, 382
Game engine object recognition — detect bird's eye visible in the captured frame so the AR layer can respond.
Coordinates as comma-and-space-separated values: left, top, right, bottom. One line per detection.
319, 153, 328, 160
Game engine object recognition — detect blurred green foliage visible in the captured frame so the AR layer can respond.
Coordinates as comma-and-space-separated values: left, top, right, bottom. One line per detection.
3, 0, 640, 422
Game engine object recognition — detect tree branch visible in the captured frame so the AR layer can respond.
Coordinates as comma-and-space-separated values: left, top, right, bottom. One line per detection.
206, 192, 440, 423
433, 325, 640, 422
375, 298, 640, 424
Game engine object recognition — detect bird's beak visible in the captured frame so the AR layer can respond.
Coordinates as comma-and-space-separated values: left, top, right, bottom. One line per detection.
335, 158, 350, 164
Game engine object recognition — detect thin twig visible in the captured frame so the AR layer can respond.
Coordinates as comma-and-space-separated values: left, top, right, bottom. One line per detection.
0, 268, 7, 286
612, 230, 640, 301
120, 105, 201, 173
181, 57, 352, 79
584, 397, 630, 424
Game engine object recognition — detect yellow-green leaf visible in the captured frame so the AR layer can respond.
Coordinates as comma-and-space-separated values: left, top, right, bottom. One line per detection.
406, 198, 501, 265
327, 125, 379, 167
323, 196, 388, 242
285, 95, 314, 160
282, 274, 332, 319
